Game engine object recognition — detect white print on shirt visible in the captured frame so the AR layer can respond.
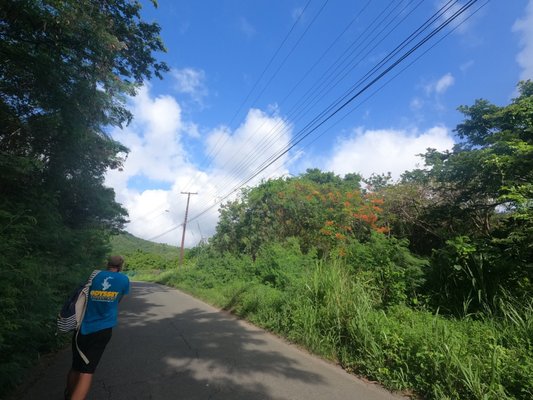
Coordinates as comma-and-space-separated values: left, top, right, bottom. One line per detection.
102, 276, 114, 291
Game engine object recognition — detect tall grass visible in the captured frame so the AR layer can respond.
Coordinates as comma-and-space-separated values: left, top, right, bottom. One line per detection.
145, 256, 532, 399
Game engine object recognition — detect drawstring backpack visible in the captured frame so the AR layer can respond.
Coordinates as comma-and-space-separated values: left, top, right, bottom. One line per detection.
57, 270, 100, 363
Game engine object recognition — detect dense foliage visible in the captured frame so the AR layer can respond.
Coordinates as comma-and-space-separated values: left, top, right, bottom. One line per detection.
148, 252, 532, 400
212, 169, 386, 256
0, 0, 166, 393
130, 82, 532, 399
2, 1, 531, 396
383, 82, 533, 313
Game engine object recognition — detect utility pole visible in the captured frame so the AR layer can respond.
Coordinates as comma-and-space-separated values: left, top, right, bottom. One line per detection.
179, 191, 197, 267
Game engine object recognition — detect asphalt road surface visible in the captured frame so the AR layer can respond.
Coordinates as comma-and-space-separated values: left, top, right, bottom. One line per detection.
17, 282, 407, 399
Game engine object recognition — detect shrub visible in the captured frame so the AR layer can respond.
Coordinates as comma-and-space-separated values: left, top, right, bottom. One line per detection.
344, 233, 427, 307
251, 237, 316, 289
134, 241, 532, 399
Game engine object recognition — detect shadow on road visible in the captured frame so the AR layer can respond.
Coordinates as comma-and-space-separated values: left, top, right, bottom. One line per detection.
95, 281, 325, 399
16, 281, 394, 400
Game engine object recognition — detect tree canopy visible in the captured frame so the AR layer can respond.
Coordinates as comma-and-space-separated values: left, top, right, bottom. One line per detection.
209, 81, 533, 315
381, 81, 533, 311
0, 0, 167, 392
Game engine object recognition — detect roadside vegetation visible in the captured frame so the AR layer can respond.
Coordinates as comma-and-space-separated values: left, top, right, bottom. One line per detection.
1, 1, 531, 399
124, 83, 533, 399
0, 0, 166, 394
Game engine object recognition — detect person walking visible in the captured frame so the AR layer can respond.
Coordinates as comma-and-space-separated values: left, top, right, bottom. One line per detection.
64, 255, 130, 400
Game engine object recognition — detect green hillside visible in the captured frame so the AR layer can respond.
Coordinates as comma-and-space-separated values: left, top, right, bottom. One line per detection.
110, 232, 181, 260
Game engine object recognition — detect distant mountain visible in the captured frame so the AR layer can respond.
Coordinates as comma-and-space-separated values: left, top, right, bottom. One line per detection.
110, 232, 181, 260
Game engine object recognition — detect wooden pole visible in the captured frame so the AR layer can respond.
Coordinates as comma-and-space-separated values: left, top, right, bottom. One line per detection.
179, 191, 197, 266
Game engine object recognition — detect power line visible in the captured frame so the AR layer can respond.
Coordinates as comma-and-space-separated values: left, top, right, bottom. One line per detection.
146, 0, 482, 242
183, 0, 480, 226
303, 0, 490, 151
225, 0, 315, 130
183, 1, 337, 199
196, 0, 412, 198
181, 0, 313, 193
160, 0, 420, 212
189, 0, 455, 206
247, 0, 331, 109
180, 0, 469, 220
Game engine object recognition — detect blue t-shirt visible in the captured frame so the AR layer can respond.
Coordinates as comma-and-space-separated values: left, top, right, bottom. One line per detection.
81, 270, 130, 335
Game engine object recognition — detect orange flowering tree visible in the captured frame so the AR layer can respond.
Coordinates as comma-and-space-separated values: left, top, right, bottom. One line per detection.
212, 169, 391, 258
316, 188, 389, 256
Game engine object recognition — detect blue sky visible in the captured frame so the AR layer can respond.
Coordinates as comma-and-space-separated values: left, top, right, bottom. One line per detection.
105, 0, 533, 246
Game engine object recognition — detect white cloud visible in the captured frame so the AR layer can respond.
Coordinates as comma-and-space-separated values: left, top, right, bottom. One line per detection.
412, 73, 455, 113
122, 189, 172, 241
239, 17, 256, 38
435, 73, 455, 93
183, 122, 201, 139
460, 60, 474, 73
326, 126, 455, 180
105, 87, 292, 247
206, 108, 291, 181
106, 86, 187, 194
410, 97, 424, 111
171, 68, 208, 105
513, 0, 533, 80
425, 73, 455, 95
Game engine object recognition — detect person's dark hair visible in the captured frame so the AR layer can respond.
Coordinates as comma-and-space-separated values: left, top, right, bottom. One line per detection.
107, 255, 124, 270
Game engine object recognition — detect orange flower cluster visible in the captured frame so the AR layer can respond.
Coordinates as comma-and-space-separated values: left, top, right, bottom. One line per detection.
285, 183, 389, 251
345, 191, 356, 199
353, 212, 378, 224
370, 197, 384, 205
320, 190, 388, 243
320, 228, 332, 236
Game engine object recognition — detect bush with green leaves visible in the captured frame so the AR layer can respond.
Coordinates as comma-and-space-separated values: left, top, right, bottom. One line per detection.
140, 246, 532, 400
250, 237, 316, 290
343, 232, 427, 307
123, 250, 172, 271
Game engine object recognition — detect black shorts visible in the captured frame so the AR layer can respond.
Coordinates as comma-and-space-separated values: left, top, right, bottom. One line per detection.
72, 328, 112, 374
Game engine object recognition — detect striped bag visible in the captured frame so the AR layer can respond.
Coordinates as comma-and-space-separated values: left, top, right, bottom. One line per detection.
57, 270, 100, 333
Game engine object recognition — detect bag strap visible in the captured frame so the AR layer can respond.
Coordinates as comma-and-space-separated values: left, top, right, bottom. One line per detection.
87, 269, 100, 286
78, 270, 100, 323
75, 269, 101, 364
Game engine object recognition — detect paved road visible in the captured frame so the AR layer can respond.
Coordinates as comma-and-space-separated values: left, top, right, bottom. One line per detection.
18, 282, 406, 399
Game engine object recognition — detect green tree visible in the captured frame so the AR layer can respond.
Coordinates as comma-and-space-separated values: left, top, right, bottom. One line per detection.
0, 0, 168, 392
211, 171, 388, 259
383, 81, 533, 313
1, 0, 167, 226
